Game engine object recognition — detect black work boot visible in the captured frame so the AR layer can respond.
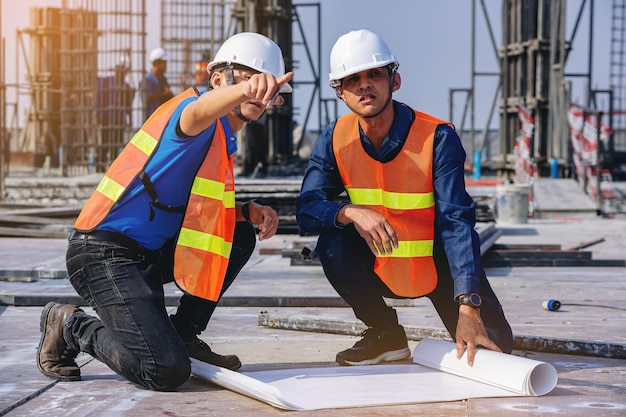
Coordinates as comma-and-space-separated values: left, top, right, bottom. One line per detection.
37, 302, 82, 381
171, 315, 242, 371
336, 325, 411, 366
182, 334, 242, 371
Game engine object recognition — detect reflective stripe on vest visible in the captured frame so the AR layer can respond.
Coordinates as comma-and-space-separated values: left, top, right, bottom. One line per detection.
174, 132, 236, 301
74, 88, 199, 231
333, 109, 447, 297
74, 87, 236, 301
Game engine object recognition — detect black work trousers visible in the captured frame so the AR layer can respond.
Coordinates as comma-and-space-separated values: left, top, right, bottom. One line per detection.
170, 221, 257, 337
316, 226, 514, 353
66, 221, 256, 391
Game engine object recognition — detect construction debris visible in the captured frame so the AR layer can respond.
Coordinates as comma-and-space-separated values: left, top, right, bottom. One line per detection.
482, 243, 625, 267
258, 311, 626, 359
0, 205, 79, 238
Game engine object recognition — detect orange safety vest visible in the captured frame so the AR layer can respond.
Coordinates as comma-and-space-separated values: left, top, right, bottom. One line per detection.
333, 110, 446, 297
74, 87, 236, 301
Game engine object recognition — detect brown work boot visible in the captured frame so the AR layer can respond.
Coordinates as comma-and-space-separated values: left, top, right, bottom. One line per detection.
36, 302, 82, 381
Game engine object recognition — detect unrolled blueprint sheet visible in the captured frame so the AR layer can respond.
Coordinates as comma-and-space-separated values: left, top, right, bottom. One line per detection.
191, 338, 558, 411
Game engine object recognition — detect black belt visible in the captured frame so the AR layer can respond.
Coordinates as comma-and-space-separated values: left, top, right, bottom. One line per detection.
69, 230, 149, 255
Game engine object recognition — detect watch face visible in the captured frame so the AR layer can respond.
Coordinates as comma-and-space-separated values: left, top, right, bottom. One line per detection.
469, 293, 481, 306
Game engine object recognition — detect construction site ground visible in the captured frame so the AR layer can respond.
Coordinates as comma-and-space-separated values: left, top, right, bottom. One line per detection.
0, 172, 625, 416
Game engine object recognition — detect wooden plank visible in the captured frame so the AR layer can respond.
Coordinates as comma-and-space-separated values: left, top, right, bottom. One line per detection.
490, 243, 563, 250
487, 250, 592, 259
563, 238, 606, 251
0, 226, 70, 239
0, 206, 82, 218
0, 214, 74, 225
482, 256, 625, 267
258, 312, 626, 359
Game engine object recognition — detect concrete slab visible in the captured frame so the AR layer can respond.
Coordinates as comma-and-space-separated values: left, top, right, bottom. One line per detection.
0, 217, 625, 415
1, 306, 625, 416
532, 178, 599, 219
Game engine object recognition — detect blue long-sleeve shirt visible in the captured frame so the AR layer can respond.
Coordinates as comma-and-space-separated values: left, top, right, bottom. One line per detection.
295, 101, 483, 298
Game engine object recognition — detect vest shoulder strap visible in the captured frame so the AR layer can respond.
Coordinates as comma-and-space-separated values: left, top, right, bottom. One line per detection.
138, 171, 186, 221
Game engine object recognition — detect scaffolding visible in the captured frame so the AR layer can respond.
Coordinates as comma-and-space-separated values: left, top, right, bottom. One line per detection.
157, 0, 296, 168
6, 1, 146, 176
234, 0, 293, 162
19, 7, 68, 170
610, 0, 626, 159
451, 0, 626, 180
61, 0, 146, 175
6, 1, 619, 181
3, 0, 327, 180
159, 0, 235, 92
157, 0, 323, 167
500, 0, 569, 176
0, 5, 5, 197
611, 0, 626, 125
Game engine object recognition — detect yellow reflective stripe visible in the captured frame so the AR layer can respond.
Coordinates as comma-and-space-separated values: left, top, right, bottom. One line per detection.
191, 178, 236, 208
96, 176, 125, 202
129, 130, 158, 155
223, 190, 235, 208
177, 227, 233, 258
347, 188, 434, 210
376, 239, 434, 258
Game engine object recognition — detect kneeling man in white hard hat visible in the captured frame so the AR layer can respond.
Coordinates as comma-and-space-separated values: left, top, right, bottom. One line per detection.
37, 33, 293, 391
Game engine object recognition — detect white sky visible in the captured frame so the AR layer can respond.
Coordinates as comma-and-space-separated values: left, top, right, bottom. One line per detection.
1, 0, 615, 130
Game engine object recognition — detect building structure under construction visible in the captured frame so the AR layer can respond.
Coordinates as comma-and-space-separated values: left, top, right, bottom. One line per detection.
0, 0, 624, 194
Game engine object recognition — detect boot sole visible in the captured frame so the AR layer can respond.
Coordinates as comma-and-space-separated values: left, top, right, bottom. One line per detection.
337, 347, 412, 366
186, 350, 242, 371
37, 302, 81, 382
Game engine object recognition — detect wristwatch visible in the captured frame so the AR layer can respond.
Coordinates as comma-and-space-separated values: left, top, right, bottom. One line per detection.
242, 199, 257, 222
458, 293, 482, 308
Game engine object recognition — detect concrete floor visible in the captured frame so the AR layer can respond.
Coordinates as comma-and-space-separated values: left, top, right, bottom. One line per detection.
0, 177, 625, 416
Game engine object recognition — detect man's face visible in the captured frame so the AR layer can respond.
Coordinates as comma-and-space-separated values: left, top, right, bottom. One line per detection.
154, 60, 167, 74
336, 67, 398, 117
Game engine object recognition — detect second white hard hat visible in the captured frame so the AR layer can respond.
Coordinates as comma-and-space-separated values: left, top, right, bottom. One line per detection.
328, 29, 398, 84
150, 47, 168, 63
208, 32, 292, 93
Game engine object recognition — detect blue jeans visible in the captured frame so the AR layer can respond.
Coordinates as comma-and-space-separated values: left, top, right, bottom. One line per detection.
65, 221, 256, 391
316, 226, 514, 353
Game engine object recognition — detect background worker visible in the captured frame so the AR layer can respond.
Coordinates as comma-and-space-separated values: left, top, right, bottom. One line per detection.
296, 29, 513, 367
144, 47, 174, 119
36, 32, 293, 391
95, 54, 135, 167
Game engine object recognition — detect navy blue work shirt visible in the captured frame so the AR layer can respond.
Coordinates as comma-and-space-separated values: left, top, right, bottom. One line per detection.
295, 101, 483, 298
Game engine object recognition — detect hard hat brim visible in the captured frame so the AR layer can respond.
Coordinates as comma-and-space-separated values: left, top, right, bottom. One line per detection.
329, 59, 397, 83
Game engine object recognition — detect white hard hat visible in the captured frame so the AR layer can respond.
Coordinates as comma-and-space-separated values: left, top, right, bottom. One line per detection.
150, 47, 168, 63
207, 32, 292, 93
328, 29, 398, 84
